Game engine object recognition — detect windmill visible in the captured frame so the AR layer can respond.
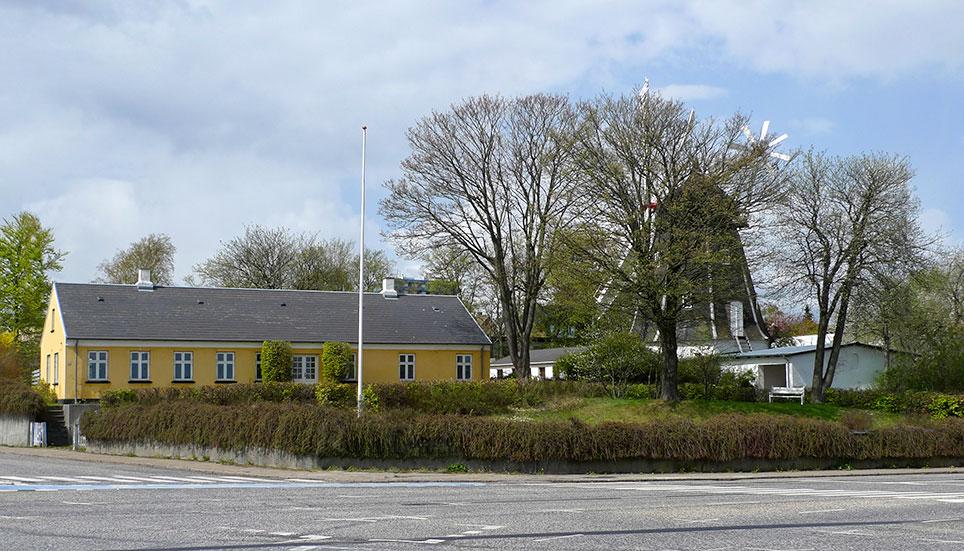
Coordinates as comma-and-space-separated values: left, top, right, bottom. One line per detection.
735, 120, 791, 161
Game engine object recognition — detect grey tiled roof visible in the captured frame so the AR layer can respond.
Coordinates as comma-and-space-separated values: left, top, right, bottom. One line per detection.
491, 346, 586, 367
54, 283, 491, 345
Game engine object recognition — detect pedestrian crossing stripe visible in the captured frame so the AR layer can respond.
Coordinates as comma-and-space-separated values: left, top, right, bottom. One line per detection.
0, 477, 484, 493
612, 483, 964, 502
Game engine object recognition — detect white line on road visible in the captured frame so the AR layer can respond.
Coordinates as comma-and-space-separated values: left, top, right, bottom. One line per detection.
921, 518, 963, 524
533, 534, 584, 542
799, 508, 846, 514
0, 476, 43, 483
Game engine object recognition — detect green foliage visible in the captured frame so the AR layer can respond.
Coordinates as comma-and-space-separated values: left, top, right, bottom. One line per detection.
824, 388, 964, 419
625, 384, 657, 400
99, 383, 316, 408
367, 380, 609, 415
260, 341, 292, 383
556, 333, 661, 397
928, 396, 964, 420
32, 381, 58, 405
0, 378, 46, 417
321, 342, 353, 382
315, 382, 355, 407
362, 385, 380, 412
82, 400, 964, 465
0, 212, 65, 347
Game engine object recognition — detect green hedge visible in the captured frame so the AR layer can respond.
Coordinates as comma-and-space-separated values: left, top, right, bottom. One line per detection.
825, 389, 964, 418
0, 379, 46, 417
100, 383, 316, 407
366, 380, 610, 415
82, 401, 964, 464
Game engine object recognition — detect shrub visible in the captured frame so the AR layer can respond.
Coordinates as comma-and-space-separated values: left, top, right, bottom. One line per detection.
99, 383, 316, 408
0, 378, 46, 417
321, 342, 354, 382
625, 384, 656, 400
928, 395, 964, 420
362, 385, 380, 412
81, 401, 964, 465
840, 410, 873, 431
260, 341, 293, 383
315, 382, 356, 407
557, 333, 661, 396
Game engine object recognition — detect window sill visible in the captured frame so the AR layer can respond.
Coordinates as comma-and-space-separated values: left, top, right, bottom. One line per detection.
85, 380, 110, 384
214, 380, 236, 384
172, 380, 195, 384
128, 380, 152, 384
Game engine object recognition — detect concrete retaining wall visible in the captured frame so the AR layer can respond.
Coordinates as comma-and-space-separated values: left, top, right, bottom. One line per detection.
0, 414, 32, 446
63, 403, 100, 446
86, 440, 964, 474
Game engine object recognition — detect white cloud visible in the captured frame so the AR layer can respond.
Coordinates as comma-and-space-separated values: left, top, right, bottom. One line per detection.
789, 117, 835, 136
657, 84, 727, 101
2, 1, 962, 282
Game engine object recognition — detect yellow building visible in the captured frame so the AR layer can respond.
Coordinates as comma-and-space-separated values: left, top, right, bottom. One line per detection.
40, 272, 491, 401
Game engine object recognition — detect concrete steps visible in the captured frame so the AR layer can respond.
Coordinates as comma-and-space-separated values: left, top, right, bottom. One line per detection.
43, 405, 70, 446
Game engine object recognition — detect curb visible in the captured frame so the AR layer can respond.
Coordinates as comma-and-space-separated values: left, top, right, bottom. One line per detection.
4, 445, 963, 483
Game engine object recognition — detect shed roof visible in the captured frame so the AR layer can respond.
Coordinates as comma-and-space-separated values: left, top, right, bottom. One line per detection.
53, 282, 491, 346
723, 341, 885, 360
491, 346, 586, 367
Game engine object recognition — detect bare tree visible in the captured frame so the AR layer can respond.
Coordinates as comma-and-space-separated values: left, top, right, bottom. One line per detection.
381, 94, 581, 377
572, 91, 788, 400
192, 226, 394, 291
771, 151, 930, 402
96, 234, 176, 285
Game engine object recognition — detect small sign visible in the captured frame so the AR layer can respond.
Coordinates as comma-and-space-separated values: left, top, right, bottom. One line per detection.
29, 422, 47, 447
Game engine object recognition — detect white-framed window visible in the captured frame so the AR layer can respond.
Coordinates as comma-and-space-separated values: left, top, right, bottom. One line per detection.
456, 354, 472, 381
255, 352, 262, 382
130, 351, 150, 381
399, 353, 415, 381
291, 355, 318, 383
345, 353, 357, 381
45, 354, 51, 383
216, 352, 235, 381
53, 353, 59, 384
174, 351, 193, 381
88, 351, 108, 381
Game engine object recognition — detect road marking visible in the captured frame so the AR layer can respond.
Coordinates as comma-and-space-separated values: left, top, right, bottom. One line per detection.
268, 531, 296, 536
938, 499, 964, 503
38, 476, 88, 483
921, 518, 963, 524
241, 529, 265, 533
0, 476, 43, 483
921, 539, 964, 544
533, 533, 584, 542
322, 515, 428, 522
799, 508, 846, 514
369, 538, 444, 544
685, 518, 719, 523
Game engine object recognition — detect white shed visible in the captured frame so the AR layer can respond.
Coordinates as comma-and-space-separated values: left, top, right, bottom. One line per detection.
721, 342, 890, 390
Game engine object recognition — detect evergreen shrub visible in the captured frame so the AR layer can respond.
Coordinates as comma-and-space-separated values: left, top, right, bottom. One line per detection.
261, 341, 293, 383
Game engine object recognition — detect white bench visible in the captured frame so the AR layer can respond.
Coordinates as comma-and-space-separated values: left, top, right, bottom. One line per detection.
768, 386, 806, 405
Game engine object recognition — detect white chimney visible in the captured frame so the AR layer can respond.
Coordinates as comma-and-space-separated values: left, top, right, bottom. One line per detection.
381, 277, 398, 299
136, 269, 154, 291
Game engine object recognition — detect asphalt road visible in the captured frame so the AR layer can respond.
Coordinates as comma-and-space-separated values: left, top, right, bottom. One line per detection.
1, 450, 963, 550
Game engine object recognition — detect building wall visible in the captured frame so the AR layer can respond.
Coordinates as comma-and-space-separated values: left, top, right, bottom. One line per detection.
63, 342, 489, 400
38, 290, 69, 400
788, 346, 885, 390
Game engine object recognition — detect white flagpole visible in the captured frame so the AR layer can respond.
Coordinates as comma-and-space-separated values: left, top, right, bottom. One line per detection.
356, 125, 367, 416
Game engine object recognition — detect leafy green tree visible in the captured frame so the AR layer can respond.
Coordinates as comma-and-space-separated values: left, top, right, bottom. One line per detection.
96, 233, 176, 285
0, 212, 65, 380
556, 332, 662, 397
321, 341, 354, 382
260, 340, 292, 382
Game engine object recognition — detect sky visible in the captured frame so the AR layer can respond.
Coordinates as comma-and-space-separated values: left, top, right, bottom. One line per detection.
2, 0, 963, 284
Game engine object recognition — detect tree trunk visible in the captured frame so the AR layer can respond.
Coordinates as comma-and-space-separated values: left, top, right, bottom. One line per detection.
810, 315, 831, 403
657, 321, 679, 401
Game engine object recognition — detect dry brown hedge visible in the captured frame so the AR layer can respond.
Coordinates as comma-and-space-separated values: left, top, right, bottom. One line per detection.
0, 379, 46, 417
81, 401, 964, 464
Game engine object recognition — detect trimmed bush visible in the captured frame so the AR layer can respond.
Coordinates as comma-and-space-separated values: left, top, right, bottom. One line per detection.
81, 400, 964, 465
0, 378, 46, 417
321, 342, 353, 382
315, 382, 356, 407
366, 380, 609, 415
261, 341, 293, 382
824, 388, 964, 419
100, 383, 316, 408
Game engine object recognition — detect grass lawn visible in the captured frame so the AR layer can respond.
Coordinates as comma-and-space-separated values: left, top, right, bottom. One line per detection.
500, 397, 905, 428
